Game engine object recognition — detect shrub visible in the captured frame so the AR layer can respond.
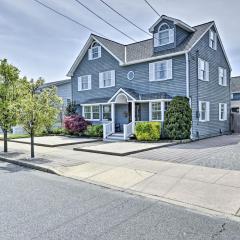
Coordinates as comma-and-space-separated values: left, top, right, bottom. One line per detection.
85, 125, 103, 137
65, 101, 77, 116
64, 115, 89, 135
164, 96, 192, 140
135, 122, 161, 141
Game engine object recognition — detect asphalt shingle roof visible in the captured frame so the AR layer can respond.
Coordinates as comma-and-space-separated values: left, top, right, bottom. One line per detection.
92, 21, 213, 63
231, 76, 240, 92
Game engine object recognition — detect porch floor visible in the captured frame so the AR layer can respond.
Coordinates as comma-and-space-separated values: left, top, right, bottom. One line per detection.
73, 141, 176, 156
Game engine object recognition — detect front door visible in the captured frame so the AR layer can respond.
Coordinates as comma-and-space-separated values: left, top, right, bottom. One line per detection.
115, 104, 129, 132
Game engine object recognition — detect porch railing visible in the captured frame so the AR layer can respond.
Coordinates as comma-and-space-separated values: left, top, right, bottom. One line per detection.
123, 122, 134, 140
103, 122, 113, 139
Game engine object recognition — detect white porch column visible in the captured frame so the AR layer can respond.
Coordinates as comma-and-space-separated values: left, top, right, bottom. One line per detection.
131, 101, 135, 133
111, 103, 115, 133
161, 101, 165, 122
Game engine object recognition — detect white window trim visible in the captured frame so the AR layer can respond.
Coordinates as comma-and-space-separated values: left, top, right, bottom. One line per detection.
155, 23, 174, 47
198, 58, 209, 82
209, 29, 217, 50
149, 101, 164, 122
199, 101, 210, 122
99, 70, 115, 88
78, 75, 92, 91
102, 104, 112, 121
88, 45, 101, 60
218, 67, 227, 86
83, 105, 100, 121
149, 59, 172, 82
219, 103, 227, 121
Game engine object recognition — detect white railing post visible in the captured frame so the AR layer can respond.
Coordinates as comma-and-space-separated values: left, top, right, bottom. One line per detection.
111, 103, 115, 133
123, 124, 127, 140
131, 101, 135, 133
103, 124, 107, 139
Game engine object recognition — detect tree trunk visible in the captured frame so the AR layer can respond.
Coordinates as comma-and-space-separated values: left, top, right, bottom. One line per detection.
30, 129, 35, 158
3, 129, 7, 153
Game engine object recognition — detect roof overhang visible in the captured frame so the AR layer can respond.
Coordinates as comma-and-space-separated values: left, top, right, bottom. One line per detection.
149, 15, 196, 33
108, 88, 136, 103
67, 35, 124, 77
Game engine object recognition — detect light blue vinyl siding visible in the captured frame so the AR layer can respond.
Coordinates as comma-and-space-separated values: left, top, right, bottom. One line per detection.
189, 26, 231, 139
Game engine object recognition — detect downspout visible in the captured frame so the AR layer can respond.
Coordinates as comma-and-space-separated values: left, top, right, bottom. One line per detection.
196, 50, 200, 139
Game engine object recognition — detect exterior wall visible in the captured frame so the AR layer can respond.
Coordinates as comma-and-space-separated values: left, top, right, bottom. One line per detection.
56, 83, 72, 107
140, 103, 149, 121
176, 26, 190, 46
72, 46, 187, 105
189, 26, 231, 139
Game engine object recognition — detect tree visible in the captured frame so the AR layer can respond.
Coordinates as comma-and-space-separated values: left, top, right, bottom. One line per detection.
164, 96, 192, 140
0, 59, 21, 152
64, 115, 89, 135
18, 78, 62, 158
65, 101, 77, 116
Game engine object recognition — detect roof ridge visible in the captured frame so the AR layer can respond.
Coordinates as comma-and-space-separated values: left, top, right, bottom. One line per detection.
92, 34, 125, 46
193, 20, 214, 28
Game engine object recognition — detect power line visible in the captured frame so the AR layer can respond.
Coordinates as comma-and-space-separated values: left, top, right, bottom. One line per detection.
32, 0, 107, 38
144, 0, 161, 17
98, 0, 152, 38
73, 0, 137, 42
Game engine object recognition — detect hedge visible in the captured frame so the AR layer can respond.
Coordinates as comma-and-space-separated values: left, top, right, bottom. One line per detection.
84, 125, 103, 137
135, 122, 161, 141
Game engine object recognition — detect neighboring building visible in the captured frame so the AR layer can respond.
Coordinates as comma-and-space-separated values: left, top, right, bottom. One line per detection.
41, 79, 72, 107
231, 76, 240, 113
67, 15, 231, 140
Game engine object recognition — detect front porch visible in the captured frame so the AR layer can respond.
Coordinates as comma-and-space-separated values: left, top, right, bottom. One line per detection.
81, 88, 171, 141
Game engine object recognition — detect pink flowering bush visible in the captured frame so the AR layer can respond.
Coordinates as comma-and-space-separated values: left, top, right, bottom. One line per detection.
64, 115, 89, 135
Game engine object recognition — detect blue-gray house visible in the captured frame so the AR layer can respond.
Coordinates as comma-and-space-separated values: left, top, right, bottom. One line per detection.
67, 15, 231, 140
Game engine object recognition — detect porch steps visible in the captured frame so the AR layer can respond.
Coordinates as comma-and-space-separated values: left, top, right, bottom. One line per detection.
105, 133, 128, 141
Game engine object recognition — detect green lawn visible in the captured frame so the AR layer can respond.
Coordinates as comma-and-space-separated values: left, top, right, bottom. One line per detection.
0, 134, 30, 139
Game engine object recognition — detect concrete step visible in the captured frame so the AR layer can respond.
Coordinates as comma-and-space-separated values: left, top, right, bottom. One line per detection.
105, 133, 127, 141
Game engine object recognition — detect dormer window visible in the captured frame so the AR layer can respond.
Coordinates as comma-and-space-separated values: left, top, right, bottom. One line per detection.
88, 41, 101, 60
154, 23, 174, 47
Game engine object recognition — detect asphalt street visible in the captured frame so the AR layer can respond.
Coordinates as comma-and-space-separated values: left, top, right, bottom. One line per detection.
0, 161, 239, 240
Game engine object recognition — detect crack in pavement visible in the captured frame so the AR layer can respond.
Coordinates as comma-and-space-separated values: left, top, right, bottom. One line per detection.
211, 223, 226, 239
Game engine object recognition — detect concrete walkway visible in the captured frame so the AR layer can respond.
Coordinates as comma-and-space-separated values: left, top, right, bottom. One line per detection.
1, 141, 240, 219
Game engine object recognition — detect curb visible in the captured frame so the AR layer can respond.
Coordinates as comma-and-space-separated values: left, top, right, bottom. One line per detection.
0, 156, 61, 175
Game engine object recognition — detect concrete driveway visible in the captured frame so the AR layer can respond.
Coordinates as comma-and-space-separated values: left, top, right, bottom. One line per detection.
131, 134, 240, 171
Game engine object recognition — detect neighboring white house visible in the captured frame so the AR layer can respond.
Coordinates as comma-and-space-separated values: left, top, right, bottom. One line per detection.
231, 76, 240, 113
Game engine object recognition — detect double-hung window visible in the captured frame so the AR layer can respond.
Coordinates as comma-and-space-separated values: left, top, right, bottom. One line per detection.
78, 75, 91, 91
218, 67, 227, 86
102, 105, 111, 121
199, 101, 210, 122
149, 59, 172, 81
83, 105, 100, 120
150, 102, 162, 121
219, 103, 227, 121
88, 43, 101, 60
209, 30, 217, 50
99, 70, 115, 88
198, 58, 209, 81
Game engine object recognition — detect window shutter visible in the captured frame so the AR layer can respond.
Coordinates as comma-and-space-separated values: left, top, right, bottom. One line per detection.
88, 75, 92, 90
78, 77, 82, 91
214, 33, 217, 50
88, 49, 92, 60
206, 102, 210, 121
98, 46, 102, 58
111, 70, 115, 87
209, 31, 212, 48
205, 61, 209, 81
153, 33, 159, 47
218, 67, 221, 85
99, 72, 103, 88
224, 103, 227, 120
169, 29, 174, 43
219, 103, 222, 120
224, 69, 227, 86
149, 63, 155, 81
167, 59, 172, 79
198, 58, 202, 80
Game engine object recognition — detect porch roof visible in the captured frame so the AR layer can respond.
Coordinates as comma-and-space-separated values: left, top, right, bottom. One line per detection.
81, 88, 172, 105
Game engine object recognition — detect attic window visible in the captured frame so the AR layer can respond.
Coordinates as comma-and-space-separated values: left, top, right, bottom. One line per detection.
154, 23, 174, 47
88, 41, 101, 60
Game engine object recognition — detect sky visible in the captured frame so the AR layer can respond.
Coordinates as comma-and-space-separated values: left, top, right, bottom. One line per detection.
0, 0, 239, 83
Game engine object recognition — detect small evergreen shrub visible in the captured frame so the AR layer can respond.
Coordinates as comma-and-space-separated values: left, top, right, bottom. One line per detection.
164, 96, 192, 140
85, 125, 103, 137
135, 122, 161, 141
65, 101, 77, 116
64, 115, 89, 135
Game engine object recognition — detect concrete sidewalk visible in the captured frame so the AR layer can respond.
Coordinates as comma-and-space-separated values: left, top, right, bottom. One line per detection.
1, 141, 240, 219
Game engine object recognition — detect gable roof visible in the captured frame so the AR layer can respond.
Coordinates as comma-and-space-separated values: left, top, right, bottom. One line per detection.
231, 76, 240, 92
149, 15, 195, 33
67, 16, 231, 76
